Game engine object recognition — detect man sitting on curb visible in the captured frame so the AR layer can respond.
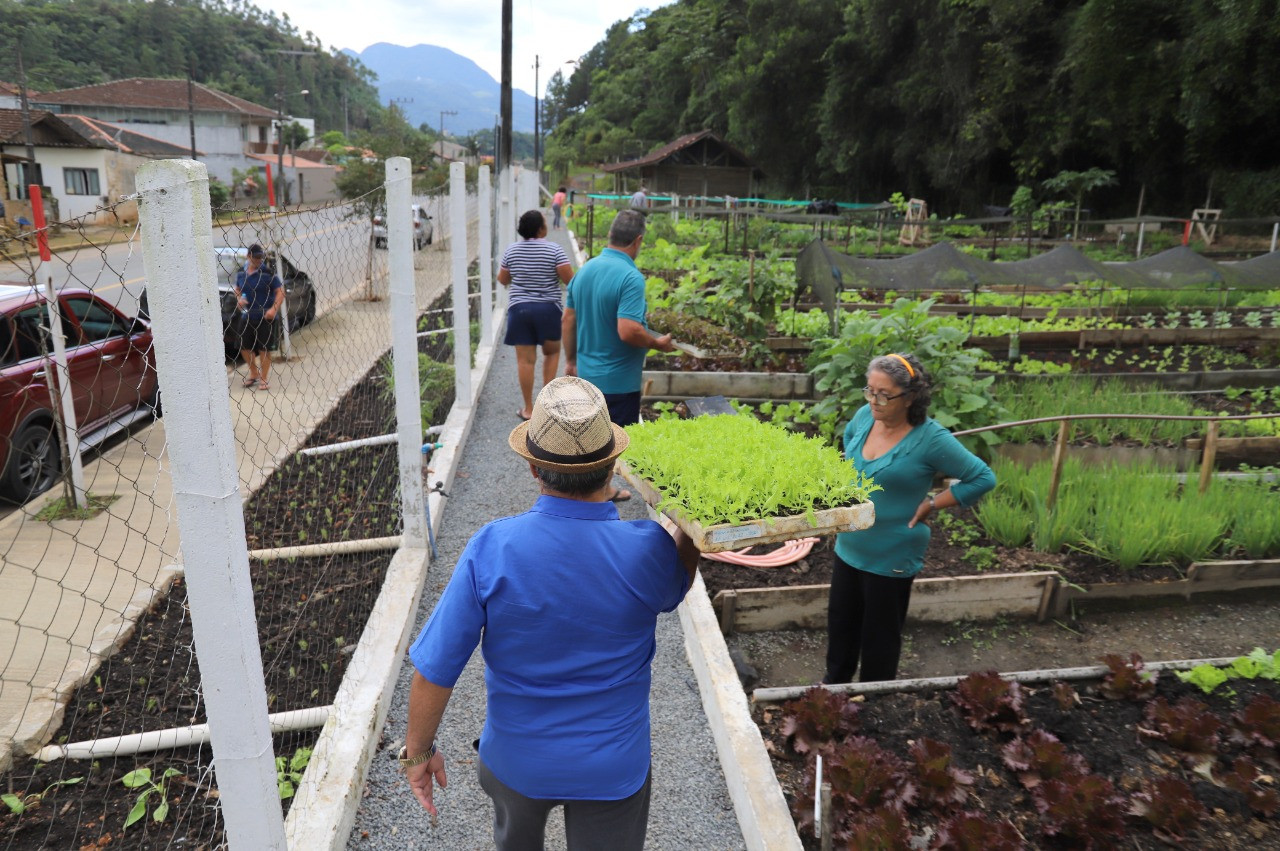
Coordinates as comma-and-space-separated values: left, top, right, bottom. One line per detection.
399, 376, 700, 850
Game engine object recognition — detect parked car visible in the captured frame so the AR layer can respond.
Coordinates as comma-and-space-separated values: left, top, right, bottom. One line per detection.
0, 282, 159, 504
139, 247, 317, 359
372, 204, 433, 250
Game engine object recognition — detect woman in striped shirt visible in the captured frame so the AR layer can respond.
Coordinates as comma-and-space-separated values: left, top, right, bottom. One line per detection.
499, 210, 575, 420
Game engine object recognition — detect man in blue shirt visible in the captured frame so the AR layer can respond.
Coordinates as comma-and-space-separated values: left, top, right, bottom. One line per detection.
401, 377, 699, 850
562, 209, 674, 429
233, 244, 284, 390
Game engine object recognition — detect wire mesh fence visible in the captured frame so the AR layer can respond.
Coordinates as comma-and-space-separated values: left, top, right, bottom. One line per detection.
0, 160, 497, 848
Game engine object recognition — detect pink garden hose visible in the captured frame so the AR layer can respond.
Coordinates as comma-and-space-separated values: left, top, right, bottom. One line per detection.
704, 537, 818, 567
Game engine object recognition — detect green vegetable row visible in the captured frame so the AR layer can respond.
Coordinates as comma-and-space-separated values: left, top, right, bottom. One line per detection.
975, 457, 1280, 568
623, 416, 879, 527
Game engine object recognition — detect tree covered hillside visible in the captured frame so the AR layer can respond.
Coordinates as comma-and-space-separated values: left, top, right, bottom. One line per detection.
1, 0, 382, 135
543, 0, 1280, 216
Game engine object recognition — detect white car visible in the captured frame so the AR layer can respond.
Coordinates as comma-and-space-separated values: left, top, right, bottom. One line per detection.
372, 204, 433, 250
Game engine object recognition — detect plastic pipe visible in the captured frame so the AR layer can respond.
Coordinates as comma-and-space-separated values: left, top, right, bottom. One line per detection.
752, 655, 1243, 704
248, 536, 402, 562
300, 426, 445, 457
36, 706, 332, 762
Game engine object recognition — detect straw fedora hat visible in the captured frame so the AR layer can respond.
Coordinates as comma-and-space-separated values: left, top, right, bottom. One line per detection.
509, 376, 630, 473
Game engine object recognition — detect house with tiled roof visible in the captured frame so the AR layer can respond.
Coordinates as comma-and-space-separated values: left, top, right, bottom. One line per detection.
1, 108, 198, 224
31, 78, 284, 190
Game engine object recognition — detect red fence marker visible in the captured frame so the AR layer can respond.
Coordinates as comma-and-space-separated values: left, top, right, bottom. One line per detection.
265, 164, 276, 209
28, 185, 52, 262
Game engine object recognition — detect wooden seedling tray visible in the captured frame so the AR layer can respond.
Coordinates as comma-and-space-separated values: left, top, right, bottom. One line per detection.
617, 460, 875, 553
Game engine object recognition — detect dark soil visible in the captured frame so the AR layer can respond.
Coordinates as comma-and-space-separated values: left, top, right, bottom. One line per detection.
757, 673, 1280, 849
0, 294, 462, 850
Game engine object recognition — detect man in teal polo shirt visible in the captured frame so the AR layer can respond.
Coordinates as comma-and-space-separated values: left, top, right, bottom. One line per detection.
562, 209, 674, 429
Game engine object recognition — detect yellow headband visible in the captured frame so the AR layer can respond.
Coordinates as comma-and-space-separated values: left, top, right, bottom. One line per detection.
889, 353, 915, 378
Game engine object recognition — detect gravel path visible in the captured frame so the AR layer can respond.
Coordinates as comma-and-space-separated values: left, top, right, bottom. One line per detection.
347, 230, 745, 850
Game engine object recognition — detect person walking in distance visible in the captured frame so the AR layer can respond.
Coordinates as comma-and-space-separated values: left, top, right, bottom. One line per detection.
499, 210, 574, 421
234, 243, 284, 391
629, 184, 648, 210
551, 186, 567, 229
400, 376, 700, 851
562, 210, 674, 498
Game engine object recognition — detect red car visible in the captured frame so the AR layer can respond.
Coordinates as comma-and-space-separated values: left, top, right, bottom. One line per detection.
0, 283, 159, 504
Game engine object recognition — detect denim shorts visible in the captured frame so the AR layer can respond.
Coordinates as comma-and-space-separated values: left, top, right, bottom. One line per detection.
504, 300, 563, 346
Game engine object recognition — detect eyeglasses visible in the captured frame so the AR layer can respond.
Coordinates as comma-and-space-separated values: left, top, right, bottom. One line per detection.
863, 386, 909, 405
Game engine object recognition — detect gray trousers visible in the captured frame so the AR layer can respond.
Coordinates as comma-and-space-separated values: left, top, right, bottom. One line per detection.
477, 757, 652, 851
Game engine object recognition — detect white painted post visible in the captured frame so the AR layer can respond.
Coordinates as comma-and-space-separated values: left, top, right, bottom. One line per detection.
478, 165, 494, 344
449, 161, 472, 404
39, 264, 86, 508
672, 192, 680, 223
1271, 222, 1278, 253
386, 157, 427, 550
1135, 220, 1145, 259
135, 159, 285, 850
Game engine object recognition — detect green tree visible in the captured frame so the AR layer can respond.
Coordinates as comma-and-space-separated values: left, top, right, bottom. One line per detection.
1041, 168, 1117, 241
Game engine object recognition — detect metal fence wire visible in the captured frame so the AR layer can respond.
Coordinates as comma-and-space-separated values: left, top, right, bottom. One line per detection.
0, 159, 492, 849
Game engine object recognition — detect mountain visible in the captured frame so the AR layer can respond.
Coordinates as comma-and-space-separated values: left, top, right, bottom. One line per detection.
345, 43, 537, 136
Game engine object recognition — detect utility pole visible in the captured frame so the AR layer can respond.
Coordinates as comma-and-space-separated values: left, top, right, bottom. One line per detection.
272, 49, 316, 208
438, 109, 456, 161
500, 0, 512, 171
187, 66, 198, 160
533, 55, 540, 178
16, 44, 38, 194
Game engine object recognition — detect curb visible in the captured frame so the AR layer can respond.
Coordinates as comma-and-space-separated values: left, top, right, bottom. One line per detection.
283, 313, 506, 851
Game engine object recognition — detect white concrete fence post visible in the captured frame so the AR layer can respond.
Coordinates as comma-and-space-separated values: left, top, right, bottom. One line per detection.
449, 161, 473, 404
386, 157, 427, 550
478, 165, 494, 345
135, 159, 286, 850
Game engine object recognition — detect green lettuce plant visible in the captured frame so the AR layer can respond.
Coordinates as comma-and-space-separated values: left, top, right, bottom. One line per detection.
623, 416, 880, 527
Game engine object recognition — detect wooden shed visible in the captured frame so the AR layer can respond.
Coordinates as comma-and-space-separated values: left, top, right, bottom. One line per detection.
601, 130, 762, 199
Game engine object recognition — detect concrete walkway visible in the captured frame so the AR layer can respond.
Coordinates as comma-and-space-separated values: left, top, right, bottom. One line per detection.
0, 239, 463, 773
346, 225, 746, 849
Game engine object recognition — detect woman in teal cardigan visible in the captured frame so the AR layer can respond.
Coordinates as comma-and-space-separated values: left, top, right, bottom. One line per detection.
824, 353, 996, 683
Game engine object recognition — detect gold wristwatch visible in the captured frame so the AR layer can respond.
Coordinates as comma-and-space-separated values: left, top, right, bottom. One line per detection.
397, 742, 437, 771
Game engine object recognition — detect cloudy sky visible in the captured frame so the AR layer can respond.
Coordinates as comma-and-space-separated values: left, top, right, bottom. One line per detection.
259, 0, 671, 96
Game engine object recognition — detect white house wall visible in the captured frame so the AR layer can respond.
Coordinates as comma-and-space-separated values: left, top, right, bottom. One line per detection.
31, 146, 110, 221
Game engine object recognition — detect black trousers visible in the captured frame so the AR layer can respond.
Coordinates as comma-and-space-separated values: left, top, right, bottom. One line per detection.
824, 554, 915, 684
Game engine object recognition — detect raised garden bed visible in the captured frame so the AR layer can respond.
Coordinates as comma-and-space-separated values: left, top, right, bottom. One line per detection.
752, 656, 1280, 848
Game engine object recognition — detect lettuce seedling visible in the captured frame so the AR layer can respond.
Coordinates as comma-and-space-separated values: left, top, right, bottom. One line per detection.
1230, 694, 1280, 753
1001, 730, 1089, 789
910, 738, 974, 809
930, 811, 1024, 850
1140, 696, 1222, 773
1033, 774, 1127, 846
1098, 653, 1157, 701
949, 671, 1028, 733
840, 807, 912, 849
624, 416, 880, 527
1129, 776, 1206, 844
1051, 681, 1079, 711
826, 736, 915, 814
1177, 663, 1230, 695
780, 687, 860, 756
1221, 756, 1280, 818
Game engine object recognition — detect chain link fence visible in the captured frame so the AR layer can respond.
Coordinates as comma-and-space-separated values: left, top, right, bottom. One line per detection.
0, 159, 525, 849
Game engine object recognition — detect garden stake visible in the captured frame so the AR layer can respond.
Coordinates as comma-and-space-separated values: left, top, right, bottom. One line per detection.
1047, 420, 1071, 510
1198, 420, 1220, 495
819, 782, 833, 851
